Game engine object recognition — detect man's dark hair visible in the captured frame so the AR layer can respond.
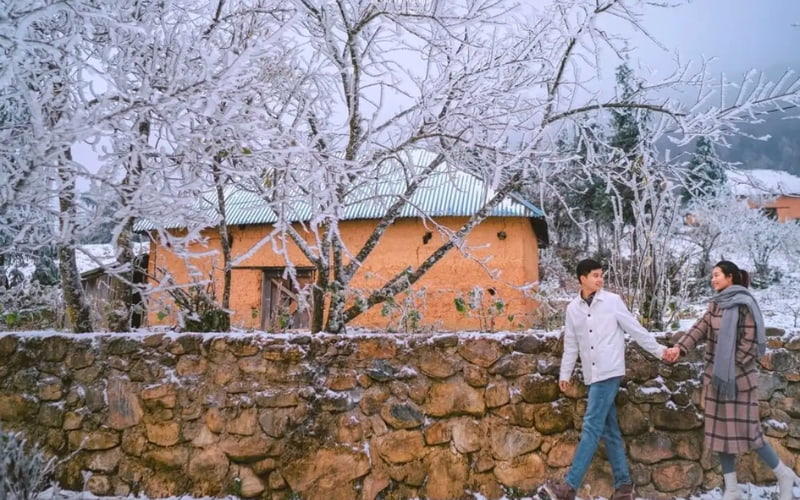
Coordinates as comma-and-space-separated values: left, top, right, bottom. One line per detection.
576, 259, 603, 280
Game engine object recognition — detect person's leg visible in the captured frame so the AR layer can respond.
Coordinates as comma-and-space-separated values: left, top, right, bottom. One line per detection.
719, 452, 736, 474
600, 402, 631, 490
564, 377, 622, 490
719, 453, 741, 500
757, 442, 799, 500
754, 443, 779, 469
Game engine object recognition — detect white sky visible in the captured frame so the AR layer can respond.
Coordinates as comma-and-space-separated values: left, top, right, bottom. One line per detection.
618, 0, 800, 79
72, 1, 800, 187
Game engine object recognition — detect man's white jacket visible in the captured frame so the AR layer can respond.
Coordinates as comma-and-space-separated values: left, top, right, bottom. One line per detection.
560, 289, 666, 385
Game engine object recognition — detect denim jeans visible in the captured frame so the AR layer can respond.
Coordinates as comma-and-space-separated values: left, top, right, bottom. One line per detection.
565, 376, 631, 490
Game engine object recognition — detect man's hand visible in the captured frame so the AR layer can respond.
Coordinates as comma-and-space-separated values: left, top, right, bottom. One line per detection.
662, 346, 680, 363
559, 380, 571, 392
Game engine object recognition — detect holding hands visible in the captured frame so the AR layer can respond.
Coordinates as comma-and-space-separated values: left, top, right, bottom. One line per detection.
662, 346, 681, 363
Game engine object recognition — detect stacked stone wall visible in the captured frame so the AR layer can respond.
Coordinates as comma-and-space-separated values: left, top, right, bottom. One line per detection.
0, 331, 798, 500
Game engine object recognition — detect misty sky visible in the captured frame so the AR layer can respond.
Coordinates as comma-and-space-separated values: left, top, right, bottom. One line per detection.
621, 0, 800, 79
73, 1, 800, 184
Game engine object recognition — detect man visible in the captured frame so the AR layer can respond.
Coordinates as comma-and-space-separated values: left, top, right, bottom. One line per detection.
544, 259, 670, 500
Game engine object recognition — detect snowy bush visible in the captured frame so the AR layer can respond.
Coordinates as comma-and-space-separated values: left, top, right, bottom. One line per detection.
0, 426, 57, 500
0, 281, 61, 330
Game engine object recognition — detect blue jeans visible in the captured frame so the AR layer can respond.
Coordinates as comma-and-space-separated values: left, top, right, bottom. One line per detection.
565, 376, 631, 490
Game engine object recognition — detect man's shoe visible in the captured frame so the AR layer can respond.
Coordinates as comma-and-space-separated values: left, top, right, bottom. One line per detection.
610, 483, 635, 500
543, 479, 576, 500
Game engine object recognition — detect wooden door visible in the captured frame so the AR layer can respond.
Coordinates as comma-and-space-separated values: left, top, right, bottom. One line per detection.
261, 268, 313, 331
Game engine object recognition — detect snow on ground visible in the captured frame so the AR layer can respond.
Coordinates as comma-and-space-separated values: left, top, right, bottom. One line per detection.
37, 483, 798, 500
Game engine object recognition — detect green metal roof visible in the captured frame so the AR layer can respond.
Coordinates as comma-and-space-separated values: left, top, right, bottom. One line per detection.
135, 152, 544, 232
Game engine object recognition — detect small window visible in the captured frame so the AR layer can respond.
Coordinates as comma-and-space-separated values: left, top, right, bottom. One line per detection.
761, 207, 778, 220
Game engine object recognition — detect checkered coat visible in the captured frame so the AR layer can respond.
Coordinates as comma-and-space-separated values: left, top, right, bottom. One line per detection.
677, 301, 766, 454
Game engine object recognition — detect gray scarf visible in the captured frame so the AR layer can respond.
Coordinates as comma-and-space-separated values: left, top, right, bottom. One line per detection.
710, 285, 766, 400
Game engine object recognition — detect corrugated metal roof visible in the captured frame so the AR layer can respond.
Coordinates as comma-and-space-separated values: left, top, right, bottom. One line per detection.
135, 152, 543, 231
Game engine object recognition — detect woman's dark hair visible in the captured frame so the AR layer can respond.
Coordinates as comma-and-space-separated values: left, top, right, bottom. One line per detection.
714, 260, 751, 288
576, 259, 603, 280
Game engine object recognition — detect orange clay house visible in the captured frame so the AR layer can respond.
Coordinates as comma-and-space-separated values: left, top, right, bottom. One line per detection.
137, 158, 549, 332
728, 169, 800, 222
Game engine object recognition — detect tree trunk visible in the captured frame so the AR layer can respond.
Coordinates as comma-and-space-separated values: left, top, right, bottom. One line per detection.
324, 230, 346, 333
310, 266, 327, 333
106, 218, 134, 332
212, 157, 232, 323
58, 149, 93, 333
106, 119, 150, 332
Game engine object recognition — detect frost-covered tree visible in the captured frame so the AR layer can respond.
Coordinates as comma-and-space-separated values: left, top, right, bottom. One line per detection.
682, 136, 726, 203
0, 2, 100, 332
685, 186, 799, 287
4, 0, 800, 333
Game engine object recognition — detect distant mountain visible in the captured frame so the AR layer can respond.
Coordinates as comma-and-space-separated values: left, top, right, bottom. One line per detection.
687, 62, 800, 176
715, 112, 800, 176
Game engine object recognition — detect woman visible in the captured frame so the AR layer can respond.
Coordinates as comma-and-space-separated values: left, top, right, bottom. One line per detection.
663, 261, 797, 500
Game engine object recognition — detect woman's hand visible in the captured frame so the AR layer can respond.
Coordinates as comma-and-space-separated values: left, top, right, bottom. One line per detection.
662, 346, 681, 363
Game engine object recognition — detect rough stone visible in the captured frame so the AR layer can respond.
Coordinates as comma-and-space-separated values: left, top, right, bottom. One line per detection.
485, 381, 510, 408
176, 355, 207, 376
422, 447, 469, 500
417, 348, 457, 379
38, 403, 64, 428
282, 447, 370, 500
488, 420, 542, 460
628, 380, 671, 404
380, 402, 424, 430
533, 400, 572, 435
86, 448, 123, 473
145, 422, 180, 447
451, 417, 483, 454
425, 379, 485, 417
629, 431, 676, 464
107, 379, 143, 430
361, 470, 391, 500
68, 430, 120, 451
325, 369, 358, 390
651, 405, 703, 430
760, 348, 796, 372
458, 338, 504, 368
462, 364, 489, 387
493, 452, 546, 490
233, 465, 265, 498
423, 420, 451, 445
227, 408, 258, 436
618, 404, 649, 435
143, 446, 189, 469
375, 430, 426, 464
219, 435, 282, 462
85, 475, 112, 496
546, 434, 578, 467
140, 383, 177, 409
518, 374, 560, 404
187, 448, 229, 487
651, 461, 703, 492
488, 353, 538, 377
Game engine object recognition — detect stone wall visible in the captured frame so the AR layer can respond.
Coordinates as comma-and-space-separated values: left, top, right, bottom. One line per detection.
0, 330, 798, 500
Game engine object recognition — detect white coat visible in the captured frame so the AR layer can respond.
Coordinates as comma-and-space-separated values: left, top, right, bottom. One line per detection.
559, 289, 665, 385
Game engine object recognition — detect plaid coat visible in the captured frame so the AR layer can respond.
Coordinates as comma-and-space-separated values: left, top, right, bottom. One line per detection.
677, 301, 766, 454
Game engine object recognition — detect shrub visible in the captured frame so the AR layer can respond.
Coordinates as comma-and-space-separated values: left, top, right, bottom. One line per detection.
0, 426, 57, 500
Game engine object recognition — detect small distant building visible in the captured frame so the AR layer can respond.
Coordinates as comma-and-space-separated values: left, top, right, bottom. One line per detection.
78, 244, 149, 328
728, 169, 800, 222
